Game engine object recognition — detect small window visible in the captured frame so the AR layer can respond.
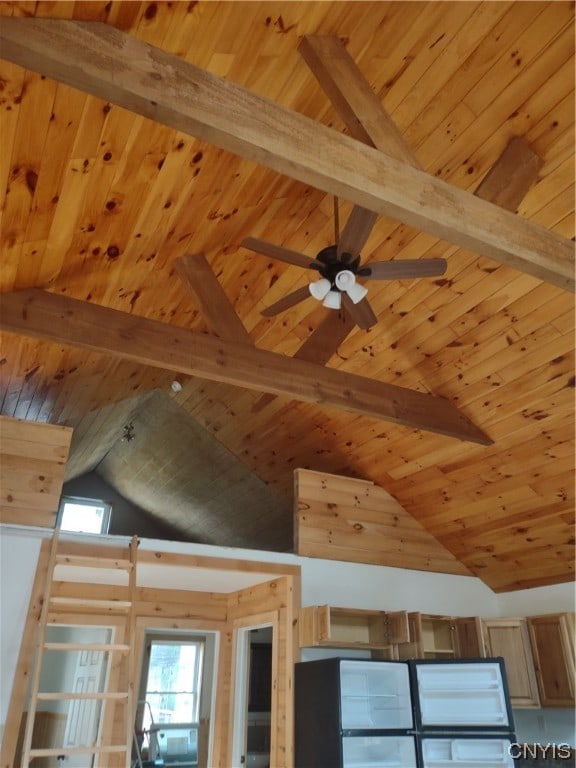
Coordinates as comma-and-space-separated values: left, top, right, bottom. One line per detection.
57, 495, 111, 534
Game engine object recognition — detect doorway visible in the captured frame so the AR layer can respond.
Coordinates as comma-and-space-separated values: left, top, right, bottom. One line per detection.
135, 629, 218, 768
232, 621, 274, 768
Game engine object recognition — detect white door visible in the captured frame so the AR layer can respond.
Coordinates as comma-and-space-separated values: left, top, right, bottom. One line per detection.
62, 631, 109, 767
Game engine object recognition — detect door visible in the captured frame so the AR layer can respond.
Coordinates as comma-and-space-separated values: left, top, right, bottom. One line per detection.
61, 628, 110, 768
413, 661, 513, 731
454, 617, 483, 658
527, 613, 575, 707
482, 618, 540, 707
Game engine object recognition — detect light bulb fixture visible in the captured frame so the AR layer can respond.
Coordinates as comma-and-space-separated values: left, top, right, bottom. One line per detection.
309, 278, 331, 301
322, 290, 342, 309
345, 281, 368, 304
335, 269, 368, 304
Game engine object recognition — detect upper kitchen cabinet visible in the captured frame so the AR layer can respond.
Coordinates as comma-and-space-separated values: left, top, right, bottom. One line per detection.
299, 606, 409, 651
482, 619, 540, 708
420, 615, 483, 659
527, 613, 575, 708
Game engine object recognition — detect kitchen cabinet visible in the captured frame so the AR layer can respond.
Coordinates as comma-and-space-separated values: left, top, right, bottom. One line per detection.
421, 615, 483, 659
298, 605, 409, 651
482, 618, 540, 708
299, 608, 483, 660
527, 612, 575, 708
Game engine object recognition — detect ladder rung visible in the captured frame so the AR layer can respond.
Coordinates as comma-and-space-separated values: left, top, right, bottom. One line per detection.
30, 745, 128, 757
44, 642, 130, 652
55, 554, 134, 571
37, 691, 129, 701
49, 596, 132, 610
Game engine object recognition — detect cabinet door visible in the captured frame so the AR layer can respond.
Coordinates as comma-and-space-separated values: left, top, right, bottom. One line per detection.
454, 617, 484, 658
397, 612, 424, 659
384, 611, 410, 644
528, 613, 575, 708
482, 619, 540, 707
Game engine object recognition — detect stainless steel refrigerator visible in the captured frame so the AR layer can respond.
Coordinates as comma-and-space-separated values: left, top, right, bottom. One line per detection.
294, 657, 516, 768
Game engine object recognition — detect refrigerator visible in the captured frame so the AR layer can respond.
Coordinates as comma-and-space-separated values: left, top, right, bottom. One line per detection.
294, 657, 516, 768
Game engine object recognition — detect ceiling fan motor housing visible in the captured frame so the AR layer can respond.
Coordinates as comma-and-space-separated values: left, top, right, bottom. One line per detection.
313, 244, 361, 289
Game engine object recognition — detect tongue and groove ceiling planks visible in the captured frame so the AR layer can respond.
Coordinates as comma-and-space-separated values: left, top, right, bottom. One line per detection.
0, 1, 573, 592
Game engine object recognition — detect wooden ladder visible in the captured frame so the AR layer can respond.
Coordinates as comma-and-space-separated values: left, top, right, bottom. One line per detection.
20, 532, 139, 768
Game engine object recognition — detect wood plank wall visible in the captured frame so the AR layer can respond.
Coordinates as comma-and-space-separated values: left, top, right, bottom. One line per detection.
0, 415, 72, 526
294, 468, 470, 575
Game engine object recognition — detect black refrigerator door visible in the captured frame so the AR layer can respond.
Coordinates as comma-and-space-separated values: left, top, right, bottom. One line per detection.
410, 659, 515, 733
295, 658, 343, 767
295, 658, 415, 768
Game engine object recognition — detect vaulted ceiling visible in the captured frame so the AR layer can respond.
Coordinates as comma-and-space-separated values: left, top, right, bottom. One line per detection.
0, 1, 574, 592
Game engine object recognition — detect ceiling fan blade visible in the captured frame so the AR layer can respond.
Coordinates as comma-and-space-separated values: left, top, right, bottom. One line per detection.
362, 259, 447, 281
241, 237, 315, 269
261, 285, 312, 317
295, 309, 356, 365
337, 206, 379, 260
342, 294, 378, 330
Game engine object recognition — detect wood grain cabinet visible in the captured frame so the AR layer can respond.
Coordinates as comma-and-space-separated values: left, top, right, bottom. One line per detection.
299, 605, 409, 651
527, 613, 575, 708
482, 618, 540, 708
420, 614, 483, 659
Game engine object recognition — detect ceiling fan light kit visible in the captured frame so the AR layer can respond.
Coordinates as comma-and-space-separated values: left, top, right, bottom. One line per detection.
322, 290, 343, 310
309, 278, 332, 301
335, 270, 369, 304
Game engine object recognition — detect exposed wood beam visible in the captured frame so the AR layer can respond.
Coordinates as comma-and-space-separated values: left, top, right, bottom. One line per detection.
0, 289, 492, 445
298, 35, 421, 167
175, 253, 252, 345
0, 19, 572, 291
293, 36, 548, 366
474, 136, 544, 212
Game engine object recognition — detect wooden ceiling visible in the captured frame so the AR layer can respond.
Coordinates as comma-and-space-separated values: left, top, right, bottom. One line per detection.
0, 1, 574, 592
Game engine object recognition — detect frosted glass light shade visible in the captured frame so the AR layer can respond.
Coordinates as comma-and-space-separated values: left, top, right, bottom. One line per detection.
323, 290, 342, 309
345, 281, 368, 304
309, 278, 331, 301
335, 270, 368, 304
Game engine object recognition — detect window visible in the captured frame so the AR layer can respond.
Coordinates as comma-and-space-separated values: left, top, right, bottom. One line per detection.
141, 638, 204, 730
57, 495, 111, 534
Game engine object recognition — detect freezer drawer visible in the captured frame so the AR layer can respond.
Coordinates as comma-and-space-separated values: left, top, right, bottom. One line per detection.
421, 737, 515, 767
342, 735, 417, 768
413, 660, 513, 731
340, 660, 413, 730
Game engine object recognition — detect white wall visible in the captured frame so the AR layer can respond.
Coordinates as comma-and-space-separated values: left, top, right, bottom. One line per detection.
1, 525, 574, 743
497, 581, 575, 616
0, 531, 41, 740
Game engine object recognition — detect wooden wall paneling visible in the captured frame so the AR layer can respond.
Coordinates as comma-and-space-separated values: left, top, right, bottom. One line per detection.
0, 415, 71, 526
294, 468, 470, 575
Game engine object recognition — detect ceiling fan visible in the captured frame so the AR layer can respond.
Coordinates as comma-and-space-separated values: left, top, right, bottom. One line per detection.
241, 199, 447, 330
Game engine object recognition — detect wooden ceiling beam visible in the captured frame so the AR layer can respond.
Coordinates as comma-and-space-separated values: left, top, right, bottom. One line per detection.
0, 19, 572, 291
0, 289, 492, 445
175, 253, 253, 345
